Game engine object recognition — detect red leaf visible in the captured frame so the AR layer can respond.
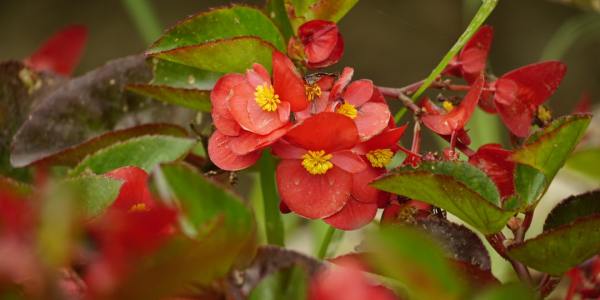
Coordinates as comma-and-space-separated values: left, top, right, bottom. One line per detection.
25, 25, 87, 76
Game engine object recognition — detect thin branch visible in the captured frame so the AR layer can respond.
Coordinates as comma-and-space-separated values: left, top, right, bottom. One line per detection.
378, 86, 422, 114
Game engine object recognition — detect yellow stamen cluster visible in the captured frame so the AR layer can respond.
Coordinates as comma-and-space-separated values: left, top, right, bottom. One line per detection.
255, 83, 280, 112
442, 100, 454, 112
305, 84, 322, 102
366, 148, 394, 168
302, 150, 334, 175
336, 102, 358, 119
129, 203, 149, 212
537, 105, 552, 124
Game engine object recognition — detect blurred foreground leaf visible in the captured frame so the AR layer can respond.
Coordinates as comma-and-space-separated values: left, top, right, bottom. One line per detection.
566, 148, 600, 181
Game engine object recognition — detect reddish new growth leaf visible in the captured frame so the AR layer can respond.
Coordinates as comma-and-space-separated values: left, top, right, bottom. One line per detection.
468, 144, 515, 199
309, 256, 398, 300
445, 25, 493, 84
274, 112, 365, 222
24, 25, 88, 76
422, 75, 484, 137
208, 51, 307, 171
289, 20, 344, 69
492, 61, 567, 137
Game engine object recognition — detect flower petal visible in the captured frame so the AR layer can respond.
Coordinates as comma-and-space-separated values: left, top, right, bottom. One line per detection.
210, 74, 245, 136
498, 61, 566, 107
330, 67, 354, 100
352, 167, 387, 204
230, 125, 292, 155
105, 166, 154, 211
343, 79, 374, 107
272, 140, 305, 160
285, 112, 359, 152
354, 102, 391, 141
330, 150, 366, 173
25, 25, 87, 76
459, 25, 493, 83
273, 50, 308, 112
324, 197, 378, 230
229, 82, 286, 135
245, 63, 270, 88
299, 20, 340, 64
208, 131, 261, 171
276, 160, 351, 219
356, 125, 407, 154
494, 78, 535, 137
469, 144, 515, 198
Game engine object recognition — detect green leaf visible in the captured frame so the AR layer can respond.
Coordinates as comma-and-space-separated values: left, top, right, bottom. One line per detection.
368, 226, 465, 300
127, 84, 211, 112
473, 283, 535, 300
148, 5, 285, 53
513, 164, 547, 210
161, 162, 253, 238
71, 135, 195, 175
152, 37, 276, 74
544, 190, 600, 231
566, 148, 600, 181
372, 161, 512, 234
512, 114, 591, 182
30, 124, 188, 167
150, 59, 222, 89
59, 175, 123, 217
507, 215, 600, 275
284, 0, 358, 30
265, 0, 295, 40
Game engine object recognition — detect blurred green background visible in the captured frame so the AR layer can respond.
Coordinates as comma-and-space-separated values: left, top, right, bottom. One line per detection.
1, 0, 598, 117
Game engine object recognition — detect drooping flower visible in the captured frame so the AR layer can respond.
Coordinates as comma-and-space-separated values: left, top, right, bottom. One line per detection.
208, 51, 308, 171
468, 144, 515, 199
444, 25, 493, 84
309, 256, 398, 300
490, 61, 567, 137
323, 125, 407, 230
288, 20, 344, 69
421, 75, 484, 139
330, 67, 391, 141
274, 112, 366, 220
24, 25, 88, 76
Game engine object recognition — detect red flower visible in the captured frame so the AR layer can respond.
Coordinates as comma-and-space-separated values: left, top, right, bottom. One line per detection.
445, 25, 493, 84
309, 256, 398, 300
288, 20, 344, 69
323, 125, 407, 230
468, 144, 515, 199
24, 25, 88, 76
86, 167, 177, 294
491, 61, 567, 137
274, 112, 365, 220
421, 75, 484, 138
208, 51, 308, 171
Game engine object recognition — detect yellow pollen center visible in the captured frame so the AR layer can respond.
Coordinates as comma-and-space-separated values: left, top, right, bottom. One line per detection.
254, 83, 280, 112
305, 84, 322, 102
537, 105, 552, 123
129, 203, 149, 212
366, 149, 394, 168
336, 102, 358, 119
301, 150, 334, 175
442, 100, 454, 112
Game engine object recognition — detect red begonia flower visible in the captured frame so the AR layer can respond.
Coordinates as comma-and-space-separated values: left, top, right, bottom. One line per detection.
208, 51, 308, 171
422, 75, 484, 136
445, 25, 493, 84
296, 74, 338, 121
104, 166, 156, 212
421, 99, 472, 145
468, 144, 515, 199
0, 191, 32, 236
288, 20, 344, 69
492, 61, 566, 137
274, 112, 365, 219
323, 196, 378, 230
309, 256, 398, 300
329, 67, 391, 141
24, 25, 87, 76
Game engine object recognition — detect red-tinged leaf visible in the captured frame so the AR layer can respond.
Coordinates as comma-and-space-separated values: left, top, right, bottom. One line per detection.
29, 124, 188, 167
208, 131, 262, 171
324, 196, 378, 230
276, 160, 351, 219
25, 25, 87, 76
273, 51, 308, 112
544, 190, 600, 231
285, 112, 359, 152
469, 144, 515, 198
494, 61, 567, 137
422, 75, 484, 135
127, 84, 211, 112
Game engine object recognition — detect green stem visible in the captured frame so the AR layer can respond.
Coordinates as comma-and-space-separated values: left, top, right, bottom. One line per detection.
121, 0, 163, 45
540, 13, 600, 60
317, 226, 336, 259
259, 152, 285, 246
394, 0, 499, 122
